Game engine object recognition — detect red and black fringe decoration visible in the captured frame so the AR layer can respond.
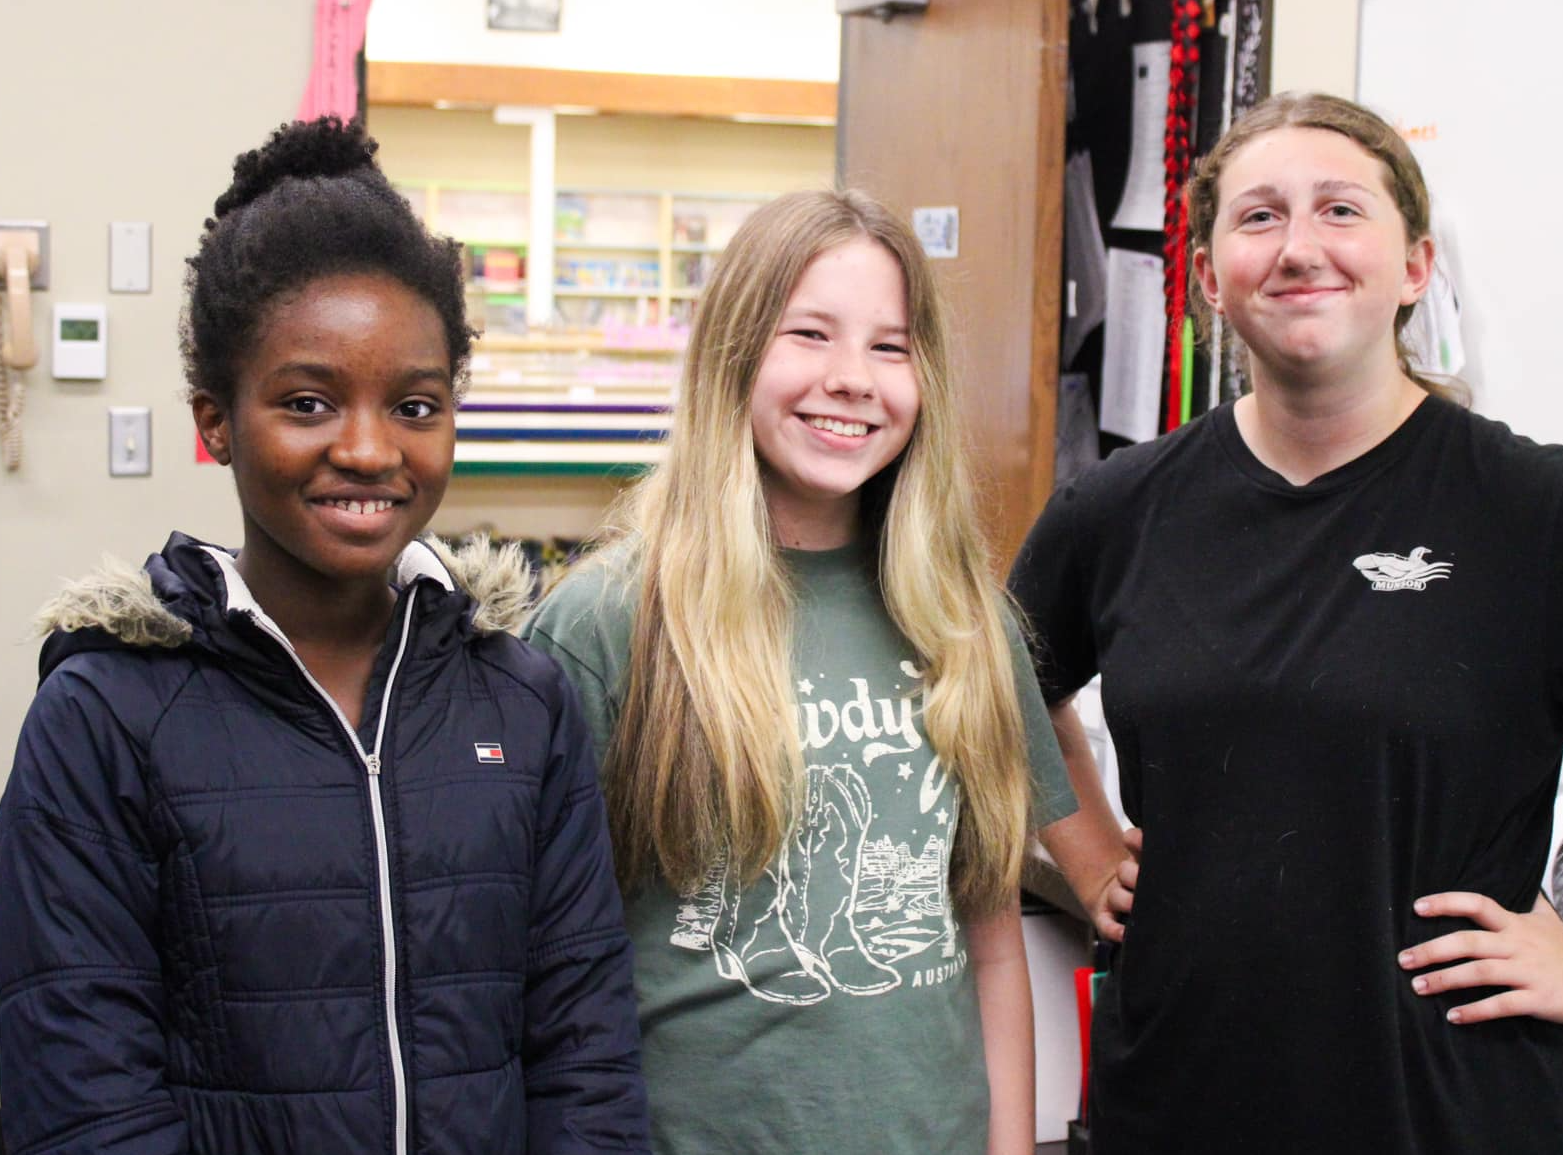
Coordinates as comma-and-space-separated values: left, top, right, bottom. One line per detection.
1162, 0, 1203, 432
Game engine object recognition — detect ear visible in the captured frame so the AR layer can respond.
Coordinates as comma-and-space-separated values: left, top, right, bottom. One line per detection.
1400, 234, 1435, 307
1193, 247, 1223, 315
191, 391, 233, 466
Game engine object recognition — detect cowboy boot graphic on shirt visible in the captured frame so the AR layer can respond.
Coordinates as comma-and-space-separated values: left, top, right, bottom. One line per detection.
787, 764, 901, 995
707, 763, 900, 1002
709, 845, 831, 1006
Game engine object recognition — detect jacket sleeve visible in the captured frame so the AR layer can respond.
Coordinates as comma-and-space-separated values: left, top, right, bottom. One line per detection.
522, 665, 650, 1154
1007, 484, 1099, 704
0, 662, 191, 1155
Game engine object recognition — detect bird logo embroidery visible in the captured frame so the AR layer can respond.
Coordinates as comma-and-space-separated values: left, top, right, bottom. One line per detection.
1352, 546, 1453, 592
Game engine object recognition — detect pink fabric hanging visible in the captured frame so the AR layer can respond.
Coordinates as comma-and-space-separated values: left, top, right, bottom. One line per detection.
297, 0, 374, 122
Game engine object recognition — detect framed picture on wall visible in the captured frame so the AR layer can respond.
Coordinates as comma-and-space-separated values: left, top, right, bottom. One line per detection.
487, 0, 561, 32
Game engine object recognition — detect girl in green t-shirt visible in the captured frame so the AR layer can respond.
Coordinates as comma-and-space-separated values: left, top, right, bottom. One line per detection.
526, 189, 1128, 1154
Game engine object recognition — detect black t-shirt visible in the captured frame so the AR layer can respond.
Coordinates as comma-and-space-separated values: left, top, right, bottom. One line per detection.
1009, 396, 1563, 1154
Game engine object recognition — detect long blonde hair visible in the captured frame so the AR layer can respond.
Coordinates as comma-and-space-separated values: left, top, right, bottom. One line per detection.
1187, 91, 1466, 404
599, 189, 1032, 916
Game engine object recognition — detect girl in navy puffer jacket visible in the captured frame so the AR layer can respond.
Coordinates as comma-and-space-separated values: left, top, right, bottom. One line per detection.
0, 117, 649, 1155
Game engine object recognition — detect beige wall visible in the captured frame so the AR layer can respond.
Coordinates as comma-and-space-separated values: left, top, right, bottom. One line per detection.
0, 2, 315, 778
1271, 0, 1360, 98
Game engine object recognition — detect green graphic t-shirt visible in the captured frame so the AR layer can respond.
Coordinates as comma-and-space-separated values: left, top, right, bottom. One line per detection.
523, 540, 1076, 1155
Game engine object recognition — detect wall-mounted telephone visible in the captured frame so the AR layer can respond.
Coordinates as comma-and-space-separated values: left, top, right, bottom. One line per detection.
0, 221, 49, 472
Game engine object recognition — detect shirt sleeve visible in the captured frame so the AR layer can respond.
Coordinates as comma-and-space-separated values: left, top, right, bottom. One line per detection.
1005, 615, 1079, 828
521, 562, 635, 768
1007, 485, 1099, 705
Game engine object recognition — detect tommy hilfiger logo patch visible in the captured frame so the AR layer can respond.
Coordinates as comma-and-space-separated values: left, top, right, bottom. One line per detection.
1352, 546, 1453, 592
474, 743, 505, 764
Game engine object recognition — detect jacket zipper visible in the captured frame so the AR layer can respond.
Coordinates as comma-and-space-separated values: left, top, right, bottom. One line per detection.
246, 591, 420, 1155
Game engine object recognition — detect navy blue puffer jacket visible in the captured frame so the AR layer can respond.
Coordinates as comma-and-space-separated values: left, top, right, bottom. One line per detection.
0, 533, 649, 1155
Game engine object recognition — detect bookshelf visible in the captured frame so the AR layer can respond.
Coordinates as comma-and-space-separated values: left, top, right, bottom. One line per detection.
397, 181, 533, 337
395, 180, 768, 334
393, 179, 769, 475
553, 188, 766, 328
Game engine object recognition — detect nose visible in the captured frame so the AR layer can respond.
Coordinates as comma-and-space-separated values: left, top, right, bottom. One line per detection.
327, 409, 401, 477
1277, 218, 1324, 271
824, 345, 874, 400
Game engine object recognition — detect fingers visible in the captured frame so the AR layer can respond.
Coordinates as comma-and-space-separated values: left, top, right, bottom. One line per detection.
1090, 838, 1140, 945
1438, 988, 1543, 1025
1107, 877, 1134, 916
1411, 891, 1513, 931
1123, 826, 1144, 860
1094, 906, 1127, 943
1094, 877, 1133, 942
1400, 891, 1563, 1026
1401, 940, 1540, 1025
1115, 855, 1139, 895
1399, 928, 1500, 972
1407, 956, 1516, 999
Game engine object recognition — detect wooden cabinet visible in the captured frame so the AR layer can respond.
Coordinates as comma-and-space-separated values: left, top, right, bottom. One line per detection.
839, 0, 1068, 566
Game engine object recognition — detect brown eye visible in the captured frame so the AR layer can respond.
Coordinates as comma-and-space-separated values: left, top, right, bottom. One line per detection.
396, 398, 439, 419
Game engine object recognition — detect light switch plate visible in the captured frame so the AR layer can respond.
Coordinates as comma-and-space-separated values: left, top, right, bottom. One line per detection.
110, 222, 152, 292
109, 406, 151, 476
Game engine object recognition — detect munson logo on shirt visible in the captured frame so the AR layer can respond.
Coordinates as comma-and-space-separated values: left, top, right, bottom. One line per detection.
473, 742, 505, 763
1351, 546, 1453, 592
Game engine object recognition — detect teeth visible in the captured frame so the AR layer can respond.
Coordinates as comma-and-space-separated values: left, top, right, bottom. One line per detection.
806, 416, 870, 437
326, 499, 395, 514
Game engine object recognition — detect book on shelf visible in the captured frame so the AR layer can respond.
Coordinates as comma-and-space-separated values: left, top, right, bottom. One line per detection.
464, 385, 675, 409
672, 213, 708, 245
455, 439, 669, 466
676, 253, 714, 292
556, 256, 660, 291
457, 408, 672, 439
474, 246, 524, 287
555, 194, 587, 241
458, 428, 668, 443
461, 398, 671, 415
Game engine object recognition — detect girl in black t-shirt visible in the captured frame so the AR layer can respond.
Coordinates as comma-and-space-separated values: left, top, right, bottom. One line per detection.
1011, 92, 1563, 1154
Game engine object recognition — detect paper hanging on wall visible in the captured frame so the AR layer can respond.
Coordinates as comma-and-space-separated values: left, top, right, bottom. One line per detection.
1401, 245, 1465, 377
912, 206, 960, 259
1099, 248, 1165, 443
1063, 151, 1109, 365
1110, 41, 1172, 232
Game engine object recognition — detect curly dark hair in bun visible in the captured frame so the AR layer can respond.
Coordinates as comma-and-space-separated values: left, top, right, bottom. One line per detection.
181, 116, 473, 408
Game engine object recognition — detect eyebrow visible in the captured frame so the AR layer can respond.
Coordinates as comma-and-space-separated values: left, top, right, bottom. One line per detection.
1228, 178, 1380, 206
270, 361, 453, 387
780, 306, 908, 335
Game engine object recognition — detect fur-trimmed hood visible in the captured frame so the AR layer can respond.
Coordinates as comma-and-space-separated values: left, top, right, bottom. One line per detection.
34, 533, 534, 682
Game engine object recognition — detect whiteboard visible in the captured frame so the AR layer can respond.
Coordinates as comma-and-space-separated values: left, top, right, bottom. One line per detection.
1358, 0, 1563, 444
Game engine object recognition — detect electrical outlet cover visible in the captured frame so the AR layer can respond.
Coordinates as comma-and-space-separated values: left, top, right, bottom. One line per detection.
109, 406, 151, 477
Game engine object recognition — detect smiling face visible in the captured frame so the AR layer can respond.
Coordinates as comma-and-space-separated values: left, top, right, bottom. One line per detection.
1194, 126, 1433, 387
749, 237, 921, 548
193, 271, 455, 604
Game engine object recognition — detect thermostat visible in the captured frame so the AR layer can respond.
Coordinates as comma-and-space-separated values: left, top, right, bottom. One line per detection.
53, 303, 108, 380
